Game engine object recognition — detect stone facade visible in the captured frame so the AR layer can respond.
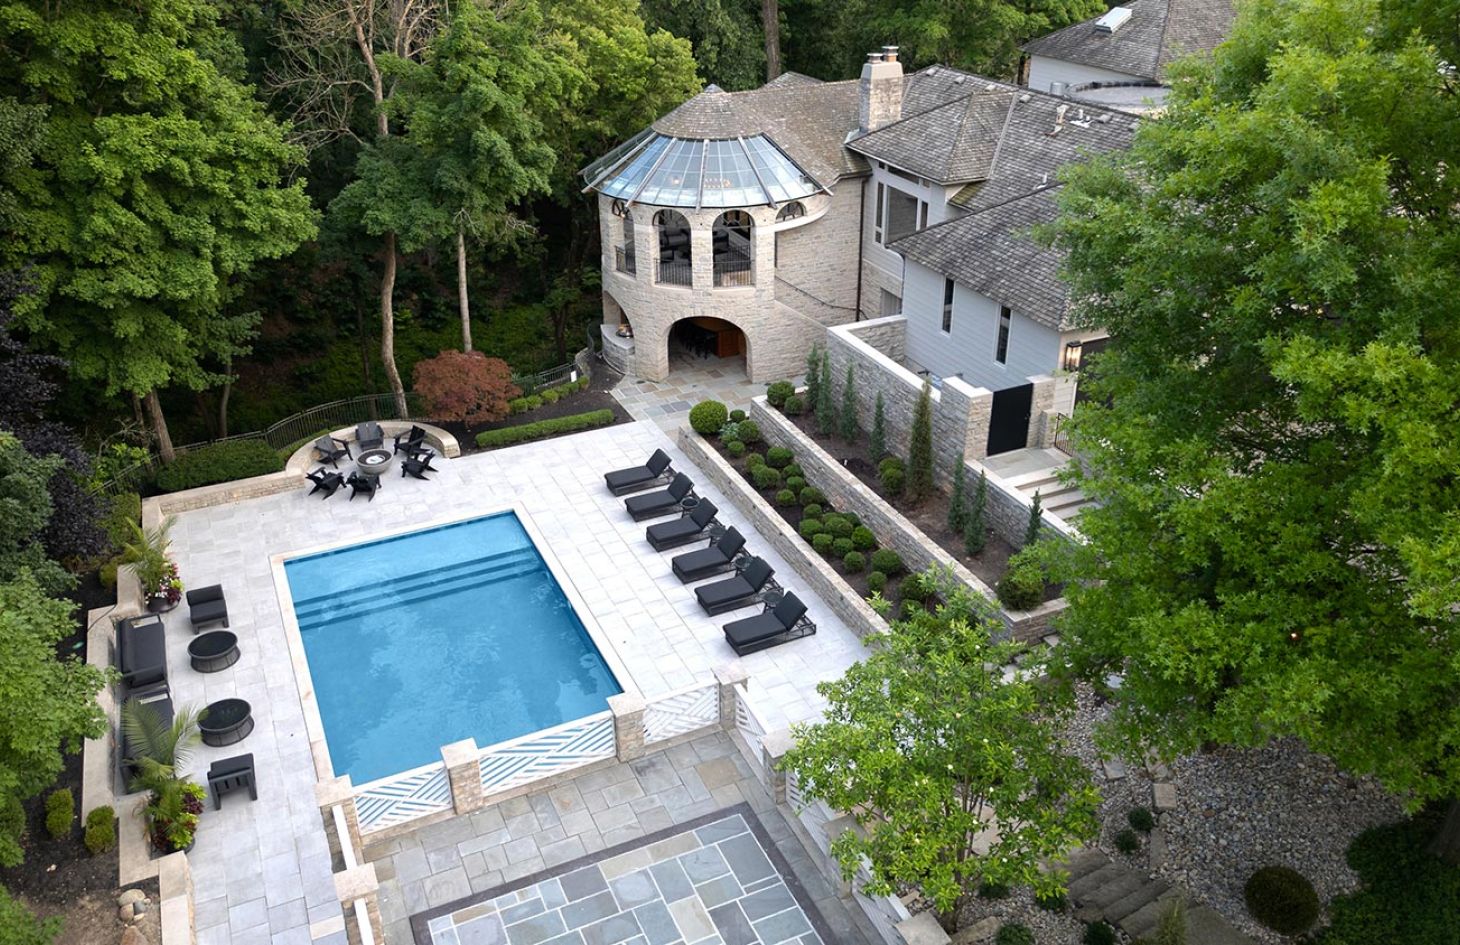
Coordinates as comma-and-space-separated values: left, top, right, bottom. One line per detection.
966, 457, 1081, 552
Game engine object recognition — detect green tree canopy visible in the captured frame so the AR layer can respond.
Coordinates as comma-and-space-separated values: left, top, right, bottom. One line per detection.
640, 0, 766, 91
0, 433, 67, 596
781, 571, 1099, 930
1044, 0, 1460, 823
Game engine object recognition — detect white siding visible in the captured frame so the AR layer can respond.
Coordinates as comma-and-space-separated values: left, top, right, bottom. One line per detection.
1027, 55, 1145, 93
901, 260, 1062, 391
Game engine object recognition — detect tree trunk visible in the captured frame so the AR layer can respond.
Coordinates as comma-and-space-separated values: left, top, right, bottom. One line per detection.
380, 231, 408, 416
762, 0, 781, 81
144, 389, 176, 464
218, 356, 233, 440
355, 299, 374, 392
457, 224, 473, 352
1427, 798, 1460, 865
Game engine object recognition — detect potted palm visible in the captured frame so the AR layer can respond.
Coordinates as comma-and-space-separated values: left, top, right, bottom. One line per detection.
120, 699, 205, 854
123, 517, 183, 613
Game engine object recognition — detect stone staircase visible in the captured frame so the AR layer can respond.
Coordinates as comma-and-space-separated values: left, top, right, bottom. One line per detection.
1003, 466, 1098, 522
1064, 850, 1254, 945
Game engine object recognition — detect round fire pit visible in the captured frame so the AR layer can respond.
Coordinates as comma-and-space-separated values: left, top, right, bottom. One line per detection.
356, 448, 395, 477
200, 698, 254, 747
188, 630, 239, 673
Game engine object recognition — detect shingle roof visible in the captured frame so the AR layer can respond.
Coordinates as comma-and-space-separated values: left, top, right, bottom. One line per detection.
893, 187, 1075, 330
1022, 0, 1234, 81
846, 88, 1015, 184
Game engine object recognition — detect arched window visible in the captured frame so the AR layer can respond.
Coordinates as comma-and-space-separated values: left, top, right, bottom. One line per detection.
615, 210, 636, 275
713, 211, 754, 287
654, 210, 692, 286
775, 201, 806, 222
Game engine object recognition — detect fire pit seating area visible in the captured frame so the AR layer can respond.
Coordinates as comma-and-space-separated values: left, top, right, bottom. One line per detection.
303, 421, 445, 498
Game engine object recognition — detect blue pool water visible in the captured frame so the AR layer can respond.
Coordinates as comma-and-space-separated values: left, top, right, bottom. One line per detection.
284, 512, 621, 784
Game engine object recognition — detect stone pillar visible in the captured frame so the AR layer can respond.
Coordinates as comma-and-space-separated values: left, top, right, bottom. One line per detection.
157, 851, 194, 945
964, 387, 993, 462
315, 776, 363, 867
1027, 374, 1058, 449
608, 693, 647, 762
691, 220, 714, 290
633, 215, 656, 285
936, 378, 991, 483
334, 864, 382, 945
441, 739, 485, 815
760, 729, 796, 805
714, 662, 749, 730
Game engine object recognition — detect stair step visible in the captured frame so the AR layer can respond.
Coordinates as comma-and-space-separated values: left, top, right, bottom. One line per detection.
1062, 848, 1111, 882
292, 545, 536, 608
1120, 890, 1182, 939
1068, 863, 1124, 901
1085, 872, 1149, 911
1043, 490, 1088, 512
295, 551, 541, 627
1004, 468, 1064, 490
1105, 878, 1170, 922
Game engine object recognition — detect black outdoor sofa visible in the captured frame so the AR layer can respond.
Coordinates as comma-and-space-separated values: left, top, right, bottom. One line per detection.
696, 557, 776, 615
671, 527, 747, 582
117, 614, 167, 689
120, 681, 173, 784
724, 593, 816, 655
313, 435, 352, 467
624, 473, 695, 522
604, 449, 674, 496
646, 499, 718, 552
307, 468, 345, 498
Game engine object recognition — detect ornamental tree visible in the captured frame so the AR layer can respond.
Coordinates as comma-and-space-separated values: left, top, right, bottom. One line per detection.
1043, 0, 1460, 857
907, 379, 934, 502
0, 434, 68, 596
412, 351, 520, 425
781, 571, 1099, 931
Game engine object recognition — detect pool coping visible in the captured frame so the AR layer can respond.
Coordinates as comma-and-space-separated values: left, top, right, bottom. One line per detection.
405, 802, 840, 945
269, 501, 643, 788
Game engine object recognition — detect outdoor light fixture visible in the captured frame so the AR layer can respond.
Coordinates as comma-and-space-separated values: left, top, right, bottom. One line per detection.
1063, 340, 1084, 372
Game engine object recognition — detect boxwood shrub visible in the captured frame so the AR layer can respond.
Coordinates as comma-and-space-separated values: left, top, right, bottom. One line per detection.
851, 525, 877, 551
812, 533, 834, 554
745, 452, 765, 469
689, 400, 728, 435
726, 440, 746, 457
83, 806, 116, 854
997, 556, 1044, 611
798, 518, 824, 539
1244, 866, 1319, 935
799, 486, 826, 507
822, 515, 853, 539
542, 387, 561, 404
869, 548, 905, 576
802, 503, 823, 519
44, 789, 72, 840
154, 440, 284, 492
736, 420, 762, 444
776, 489, 797, 507
832, 537, 854, 558
766, 381, 795, 408
785, 476, 807, 493
782, 463, 804, 479
475, 409, 614, 448
783, 394, 806, 415
843, 551, 865, 572
729, 409, 747, 422
842, 511, 861, 527
765, 446, 794, 468
867, 571, 887, 593
751, 465, 782, 490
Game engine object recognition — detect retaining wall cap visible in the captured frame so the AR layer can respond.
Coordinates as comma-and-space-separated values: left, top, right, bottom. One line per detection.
896, 911, 953, 945
440, 739, 481, 768
333, 863, 379, 901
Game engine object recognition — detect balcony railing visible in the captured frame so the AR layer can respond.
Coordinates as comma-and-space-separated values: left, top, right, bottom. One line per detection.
657, 257, 692, 287
713, 258, 753, 287
615, 246, 635, 275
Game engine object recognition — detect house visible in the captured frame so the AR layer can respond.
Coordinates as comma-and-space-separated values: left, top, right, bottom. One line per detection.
1023, 0, 1236, 111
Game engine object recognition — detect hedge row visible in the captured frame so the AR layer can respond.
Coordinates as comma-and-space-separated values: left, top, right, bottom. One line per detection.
509, 376, 591, 414
475, 409, 615, 448
154, 440, 284, 493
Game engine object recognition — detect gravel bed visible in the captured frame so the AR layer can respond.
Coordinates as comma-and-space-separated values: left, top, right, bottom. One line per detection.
956, 884, 1086, 944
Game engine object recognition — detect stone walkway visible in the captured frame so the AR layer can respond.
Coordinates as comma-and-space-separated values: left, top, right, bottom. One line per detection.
611, 353, 785, 432
366, 731, 876, 945
1066, 849, 1253, 945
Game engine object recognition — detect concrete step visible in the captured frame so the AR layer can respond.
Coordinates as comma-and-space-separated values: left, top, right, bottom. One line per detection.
1054, 498, 1100, 520
1120, 889, 1182, 940
1002, 468, 1064, 490
1186, 904, 1258, 945
1041, 487, 1088, 510
1063, 848, 1111, 883
1105, 878, 1170, 923
1085, 872, 1150, 912
1068, 863, 1124, 901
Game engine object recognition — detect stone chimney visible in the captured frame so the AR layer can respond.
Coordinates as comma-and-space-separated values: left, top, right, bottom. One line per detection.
859, 46, 904, 133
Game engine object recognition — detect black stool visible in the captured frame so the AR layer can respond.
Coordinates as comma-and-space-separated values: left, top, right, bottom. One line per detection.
207, 753, 257, 810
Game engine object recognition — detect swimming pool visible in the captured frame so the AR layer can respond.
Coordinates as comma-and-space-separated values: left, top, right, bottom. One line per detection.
283, 512, 622, 784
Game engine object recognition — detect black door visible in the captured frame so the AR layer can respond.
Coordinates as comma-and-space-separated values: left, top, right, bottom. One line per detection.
1073, 337, 1110, 407
987, 382, 1034, 455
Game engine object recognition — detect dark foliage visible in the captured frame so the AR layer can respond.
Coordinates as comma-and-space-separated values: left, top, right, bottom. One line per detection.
1317, 809, 1460, 945
154, 440, 284, 492
1244, 865, 1319, 936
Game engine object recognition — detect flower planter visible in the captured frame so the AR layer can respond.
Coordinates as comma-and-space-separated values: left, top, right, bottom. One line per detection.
146, 596, 179, 614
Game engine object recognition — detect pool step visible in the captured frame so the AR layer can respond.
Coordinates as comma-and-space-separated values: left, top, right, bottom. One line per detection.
290, 545, 538, 608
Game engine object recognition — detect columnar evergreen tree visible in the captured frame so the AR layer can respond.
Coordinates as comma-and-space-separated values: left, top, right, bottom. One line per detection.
804, 344, 822, 410
964, 470, 987, 555
838, 364, 857, 440
907, 379, 934, 501
815, 352, 835, 435
1044, 0, 1460, 858
948, 461, 967, 534
869, 391, 887, 461
1024, 491, 1042, 548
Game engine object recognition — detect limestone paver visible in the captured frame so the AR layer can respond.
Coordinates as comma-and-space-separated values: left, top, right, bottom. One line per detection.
611, 352, 793, 432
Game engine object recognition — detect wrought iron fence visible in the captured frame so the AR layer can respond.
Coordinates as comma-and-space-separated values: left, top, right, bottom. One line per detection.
713, 258, 754, 288
656, 258, 692, 287
615, 245, 636, 275
1050, 412, 1074, 457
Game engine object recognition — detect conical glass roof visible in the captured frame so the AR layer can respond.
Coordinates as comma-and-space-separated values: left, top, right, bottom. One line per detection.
584, 131, 820, 209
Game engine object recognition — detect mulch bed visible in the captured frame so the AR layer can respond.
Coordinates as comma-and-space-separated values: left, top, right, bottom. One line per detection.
439, 363, 634, 454
0, 751, 117, 907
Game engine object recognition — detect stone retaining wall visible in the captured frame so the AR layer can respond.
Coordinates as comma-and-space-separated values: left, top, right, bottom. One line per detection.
966, 459, 1081, 552
676, 427, 886, 642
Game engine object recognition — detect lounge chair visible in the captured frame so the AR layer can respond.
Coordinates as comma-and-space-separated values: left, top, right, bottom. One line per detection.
356, 421, 385, 451
604, 449, 674, 496
696, 557, 776, 615
207, 753, 257, 809
672, 527, 747, 583
116, 614, 167, 689
186, 584, 228, 633
401, 451, 438, 480
724, 593, 815, 655
393, 425, 427, 455
346, 472, 378, 501
313, 435, 352, 467
306, 468, 344, 498
646, 500, 718, 552
121, 683, 173, 785
624, 473, 695, 522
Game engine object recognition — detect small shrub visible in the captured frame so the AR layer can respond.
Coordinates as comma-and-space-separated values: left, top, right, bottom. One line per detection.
1152, 899, 1187, 945
1128, 807, 1155, 833
1244, 866, 1319, 936
783, 463, 804, 479
997, 554, 1045, 611
0, 885, 60, 945
84, 807, 116, 854
783, 394, 806, 415
776, 489, 797, 507
901, 571, 931, 602
825, 518, 854, 541
509, 397, 531, 414
524, 394, 544, 410
1084, 920, 1117, 945
729, 408, 747, 422
766, 446, 794, 468
154, 440, 284, 492
541, 387, 561, 404
843, 551, 866, 572
766, 381, 795, 408
851, 525, 876, 551
799, 486, 826, 507
832, 537, 854, 558
979, 881, 1010, 899
785, 476, 807, 493
745, 452, 765, 469
1115, 828, 1141, 855
689, 400, 729, 435
475, 409, 615, 448
412, 349, 520, 423
812, 533, 834, 554
44, 789, 72, 840
737, 420, 762, 444
100, 559, 119, 590
842, 511, 861, 527
718, 421, 742, 442
878, 456, 906, 496
870, 548, 904, 576
866, 571, 887, 593
802, 503, 823, 519
726, 441, 746, 457
752, 465, 782, 490
996, 923, 1034, 945
799, 518, 824, 539
1035, 891, 1068, 912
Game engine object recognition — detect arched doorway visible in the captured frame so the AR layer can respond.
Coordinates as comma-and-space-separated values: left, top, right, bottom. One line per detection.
712, 210, 753, 287
668, 316, 747, 375
654, 210, 691, 286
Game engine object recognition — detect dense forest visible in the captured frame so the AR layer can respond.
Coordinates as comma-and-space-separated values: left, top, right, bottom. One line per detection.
1, 0, 1102, 456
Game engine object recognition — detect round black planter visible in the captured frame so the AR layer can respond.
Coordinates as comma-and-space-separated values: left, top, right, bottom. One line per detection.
146, 595, 179, 614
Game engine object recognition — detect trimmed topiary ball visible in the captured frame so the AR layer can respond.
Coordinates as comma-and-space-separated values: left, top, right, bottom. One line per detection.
997, 557, 1044, 611
783, 463, 804, 479
823, 515, 853, 539
878, 457, 905, 496
799, 486, 826, 507
785, 476, 807, 493
843, 551, 866, 572
996, 923, 1034, 945
776, 489, 797, 507
851, 525, 877, 551
766, 381, 795, 408
1244, 866, 1320, 936
726, 440, 746, 457
1115, 828, 1141, 855
1128, 807, 1155, 833
752, 465, 782, 490
689, 400, 728, 435
737, 420, 762, 444
799, 518, 824, 539
766, 446, 794, 468
44, 789, 73, 840
802, 503, 823, 519
729, 409, 747, 422
84, 806, 116, 854
866, 571, 887, 593
783, 394, 806, 415
832, 537, 854, 557
812, 533, 834, 554
745, 452, 765, 469
870, 548, 904, 576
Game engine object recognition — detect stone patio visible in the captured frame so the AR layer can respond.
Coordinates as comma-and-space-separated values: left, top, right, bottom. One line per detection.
368, 732, 876, 945
154, 421, 868, 944
611, 353, 785, 432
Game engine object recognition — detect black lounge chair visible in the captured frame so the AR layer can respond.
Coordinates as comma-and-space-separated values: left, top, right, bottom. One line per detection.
672, 527, 747, 583
186, 584, 229, 633
356, 420, 385, 451
121, 683, 173, 785
393, 424, 427, 455
313, 435, 352, 467
401, 450, 438, 480
696, 557, 776, 615
604, 449, 674, 496
346, 472, 379, 501
207, 753, 257, 809
646, 500, 718, 552
117, 614, 167, 689
625, 473, 695, 522
724, 593, 815, 655
307, 468, 344, 498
